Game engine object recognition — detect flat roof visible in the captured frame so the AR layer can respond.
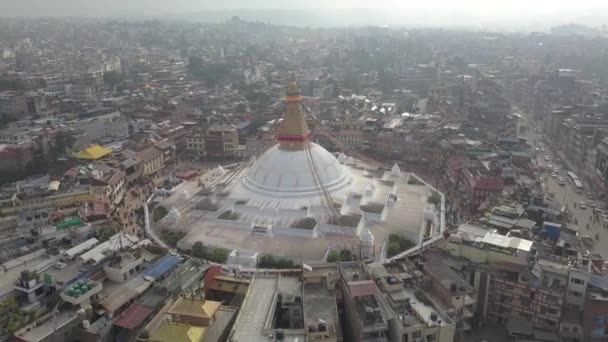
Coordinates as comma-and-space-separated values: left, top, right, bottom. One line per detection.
481, 233, 533, 252
303, 283, 340, 335
423, 258, 475, 295
230, 275, 278, 342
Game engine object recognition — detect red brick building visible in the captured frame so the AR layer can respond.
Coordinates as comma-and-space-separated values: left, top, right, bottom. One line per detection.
462, 167, 504, 208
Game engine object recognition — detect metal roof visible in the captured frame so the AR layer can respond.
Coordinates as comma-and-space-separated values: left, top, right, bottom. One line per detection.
481, 233, 533, 252
143, 255, 181, 280
113, 303, 154, 330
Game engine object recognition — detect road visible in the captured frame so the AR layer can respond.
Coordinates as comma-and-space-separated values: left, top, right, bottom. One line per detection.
520, 110, 608, 257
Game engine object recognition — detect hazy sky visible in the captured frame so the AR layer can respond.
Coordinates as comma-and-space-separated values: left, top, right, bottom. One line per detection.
3, 0, 608, 18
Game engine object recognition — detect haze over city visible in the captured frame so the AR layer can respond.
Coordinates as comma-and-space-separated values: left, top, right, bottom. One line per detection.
3, 0, 608, 30
1, 0, 608, 341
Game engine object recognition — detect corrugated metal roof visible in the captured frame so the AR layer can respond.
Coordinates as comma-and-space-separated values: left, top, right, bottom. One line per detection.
150, 322, 206, 342
167, 298, 221, 319
143, 255, 181, 280
113, 303, 154, 330
481, 233, 532, 251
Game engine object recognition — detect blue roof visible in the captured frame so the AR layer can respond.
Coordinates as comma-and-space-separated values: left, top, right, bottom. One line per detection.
142, 255, 181, 280
237, 121, 251, 129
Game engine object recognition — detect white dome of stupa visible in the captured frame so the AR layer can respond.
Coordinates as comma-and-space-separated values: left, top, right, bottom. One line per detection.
238, 143, 352, 202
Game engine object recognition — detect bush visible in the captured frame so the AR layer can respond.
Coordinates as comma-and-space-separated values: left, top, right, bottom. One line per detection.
153, 206, 169, 222
327, 249, 353, 262
161, 231, 186, 247
386, 234, 416, 258
427, 191, 441, 207
189, 242, 230, 263
96, 224, 119, 242
191, 241, 206, 258
257, 254, 296, 269
209, 247, 230, 263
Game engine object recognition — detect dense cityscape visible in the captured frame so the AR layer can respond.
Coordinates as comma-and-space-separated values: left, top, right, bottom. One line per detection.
0, 12, 607, 342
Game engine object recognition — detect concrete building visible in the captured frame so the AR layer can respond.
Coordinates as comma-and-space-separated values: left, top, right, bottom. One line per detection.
0, 91, 27, 118
186, 127, 206, 158
339, 262, 390, 342
229, 274, 306, 342
205, 124, 239, 159
138, 146, 165, 177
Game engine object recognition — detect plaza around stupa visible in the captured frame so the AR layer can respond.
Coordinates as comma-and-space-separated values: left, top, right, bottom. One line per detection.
159, 77, 445, 263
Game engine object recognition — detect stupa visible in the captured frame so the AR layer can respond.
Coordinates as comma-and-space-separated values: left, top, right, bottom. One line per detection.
168, 76, 445, 263
232, 74, 353, 208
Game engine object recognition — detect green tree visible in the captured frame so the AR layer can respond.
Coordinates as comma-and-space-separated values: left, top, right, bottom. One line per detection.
257, 254, 296, 269
153, 206, 169, 222
339, 249, 353, 261
209, 248, 230, 263
103, 71, 123, 88
191, 241, 206, 258
386, 234, 415, 258
327, 250, 340, 262
96, 224, 119, 242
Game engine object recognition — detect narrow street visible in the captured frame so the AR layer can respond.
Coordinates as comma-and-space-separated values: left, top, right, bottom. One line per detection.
520, 109, 608, 257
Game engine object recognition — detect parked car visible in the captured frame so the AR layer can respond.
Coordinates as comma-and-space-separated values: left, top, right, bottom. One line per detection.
580, 201, 588, 209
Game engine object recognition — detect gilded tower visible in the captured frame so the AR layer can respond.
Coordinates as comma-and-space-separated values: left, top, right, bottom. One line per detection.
277, 74, 311, 151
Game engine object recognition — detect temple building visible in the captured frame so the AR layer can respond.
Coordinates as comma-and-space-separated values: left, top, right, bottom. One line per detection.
166, 76, 446, 264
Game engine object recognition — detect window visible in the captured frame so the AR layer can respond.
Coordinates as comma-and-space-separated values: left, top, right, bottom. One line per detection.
568, 290, 583, 297
571, 278, 584, 285
426, 334, 436, 342
412, 331, 421, 338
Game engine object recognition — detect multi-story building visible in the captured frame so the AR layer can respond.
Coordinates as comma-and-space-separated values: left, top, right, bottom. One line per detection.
138, 145, 165, 178
583, 277, 608, 342
422, 258, 476, 332
186, 127, 206, 158
205, 124, 239, 159
337, 130, 366, 150
0, 141, 38, 173
595, 137, 608, 189
0, 91, 27, 118
368, 262, 456, 342
338, 262, 390, 342
461, 167, 504, 209
88, 163, 126, 208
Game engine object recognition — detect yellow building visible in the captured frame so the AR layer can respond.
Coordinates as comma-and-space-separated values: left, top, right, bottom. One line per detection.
150, 322, 206, 342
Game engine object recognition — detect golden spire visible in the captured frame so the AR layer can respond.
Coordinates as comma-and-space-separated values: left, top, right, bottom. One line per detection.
277, 74, 311, 150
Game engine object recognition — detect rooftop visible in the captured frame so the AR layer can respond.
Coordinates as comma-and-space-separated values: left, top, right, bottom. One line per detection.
72, 144, 112, 160
167, 297, 222, 319
150, 322, 206, 342
230, 274, 305, 342
423, 257, 475, 296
